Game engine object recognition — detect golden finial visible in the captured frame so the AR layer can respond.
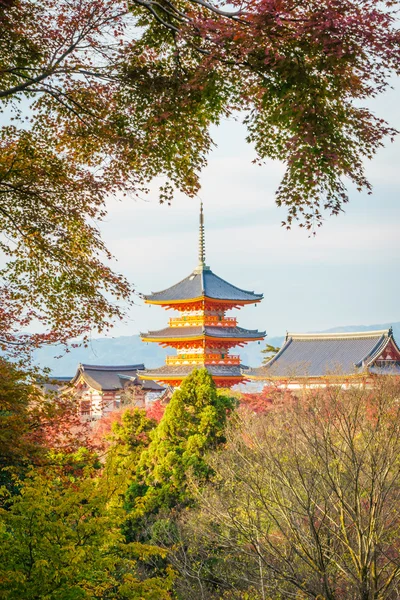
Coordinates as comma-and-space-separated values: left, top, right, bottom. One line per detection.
193, 200, 210, 273
199, 200, 205, 266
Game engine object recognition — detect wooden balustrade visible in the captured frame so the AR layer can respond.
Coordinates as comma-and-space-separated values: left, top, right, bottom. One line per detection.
166, 354, 241, 365
169, 315, 237, 327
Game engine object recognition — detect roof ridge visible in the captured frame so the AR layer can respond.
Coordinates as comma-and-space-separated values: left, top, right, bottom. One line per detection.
80, 363, 145, 371
287, 330, 391, 340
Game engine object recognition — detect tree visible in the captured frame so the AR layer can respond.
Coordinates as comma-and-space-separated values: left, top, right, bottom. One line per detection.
261, 344, 280, 365
0, 360, 48, 488
0, 359, 94, 490
118, 369, 234, 597
0, 466, 174, 599
103, 408, 158, 494
239, 384, 292, 413
145, 399, 165, 423
130, 369, 234, 515
0, 0, 222, 357
186, 379, 400, 599
1, 0, 399, 355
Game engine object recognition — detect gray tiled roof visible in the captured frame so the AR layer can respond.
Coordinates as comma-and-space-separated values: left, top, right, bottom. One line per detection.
118, 373, 165, 391
144, 268, 263, 303
38, 376, 72, 394
142, 325, 265, 340
139, 378, 165, 391
247, 330, 395, 379
141, 364, 245, 378
72, 364, 145, 391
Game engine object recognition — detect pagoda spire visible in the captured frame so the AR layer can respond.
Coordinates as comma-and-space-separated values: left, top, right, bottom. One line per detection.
197, 200, 209, 271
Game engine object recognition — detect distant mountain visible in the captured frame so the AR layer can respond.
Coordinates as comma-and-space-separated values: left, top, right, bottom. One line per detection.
33, 322, 400, 376
33, 335, 267, 376
319, 322, 400, 337
33, 336, 170, 376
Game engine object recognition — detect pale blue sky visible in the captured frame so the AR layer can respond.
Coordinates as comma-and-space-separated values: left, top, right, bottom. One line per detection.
99, 83, 400, 340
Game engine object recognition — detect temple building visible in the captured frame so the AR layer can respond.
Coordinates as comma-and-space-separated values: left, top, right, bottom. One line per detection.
247, 329, 400, 388
139, 203, 265, 387
68, 364, 164, 420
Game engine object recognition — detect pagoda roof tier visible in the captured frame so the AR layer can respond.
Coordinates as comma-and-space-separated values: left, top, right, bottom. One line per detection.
246, 329, 400, 380
139, 363, 246, 383
144, 268, 263, 306
141, 325, 266, 343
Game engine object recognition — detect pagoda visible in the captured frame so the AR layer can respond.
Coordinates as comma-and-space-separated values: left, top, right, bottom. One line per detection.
139, 203, 265, 387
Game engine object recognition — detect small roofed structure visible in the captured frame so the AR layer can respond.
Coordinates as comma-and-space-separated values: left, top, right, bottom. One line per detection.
39, 376, 73, 395
70, 364, 164, 420
246, 329, 400, 388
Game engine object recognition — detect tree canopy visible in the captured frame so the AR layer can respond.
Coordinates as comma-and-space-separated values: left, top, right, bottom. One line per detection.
1, 0, 399, 353
126, 368, 235, 520
181, 379, 400, 599
0, 466, 174, 600
3, 363, 400, 598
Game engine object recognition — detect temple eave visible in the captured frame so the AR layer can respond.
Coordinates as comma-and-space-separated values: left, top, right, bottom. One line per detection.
246, 371, 369, 381
142, 335, 265, 343
140, 373, 244, 381
140, 371, 247, 388
144, 296, 262, 307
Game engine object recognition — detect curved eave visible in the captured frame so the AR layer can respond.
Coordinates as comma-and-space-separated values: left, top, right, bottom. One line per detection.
144, 296, 263, 307
362, 331, 400, 368
139, 372, 245, 382
71, 372, 102, 392
142, 335, 265, 344
70, 369, 83, 387
246, 371, 369, 381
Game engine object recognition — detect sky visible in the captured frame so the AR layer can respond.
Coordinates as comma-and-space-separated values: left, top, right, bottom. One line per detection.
98, 84, 400, 341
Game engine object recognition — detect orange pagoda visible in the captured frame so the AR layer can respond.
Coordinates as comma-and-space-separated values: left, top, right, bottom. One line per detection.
139, 203, 265, 387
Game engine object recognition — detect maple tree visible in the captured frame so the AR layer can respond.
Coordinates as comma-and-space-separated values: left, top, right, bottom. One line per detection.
239, 386, 277, 412
0, 359, 98, 489
0, 360, 47, 488
184, 379, 400, 599
1, 0, 399, 356
145, 398, 166, 423
0, 466, 175, 599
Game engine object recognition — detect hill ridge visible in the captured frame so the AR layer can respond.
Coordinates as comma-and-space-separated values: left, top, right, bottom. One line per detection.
33, 321, 400, 375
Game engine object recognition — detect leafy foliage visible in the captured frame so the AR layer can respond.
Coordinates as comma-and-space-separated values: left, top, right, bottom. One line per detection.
104, 407, 158, 488
1, 0, 399, 355
261, 343, 280, 365
182, 379, 400, 599
4, 356, 400, 599
127, 369, 235, 519
0, 361, 46, 485
0, 467, 174, 599
0, 360, 95, 490
145, 398, 166, 423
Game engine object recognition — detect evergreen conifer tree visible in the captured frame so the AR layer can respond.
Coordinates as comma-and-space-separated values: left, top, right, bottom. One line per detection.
127, 369, 235, 520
